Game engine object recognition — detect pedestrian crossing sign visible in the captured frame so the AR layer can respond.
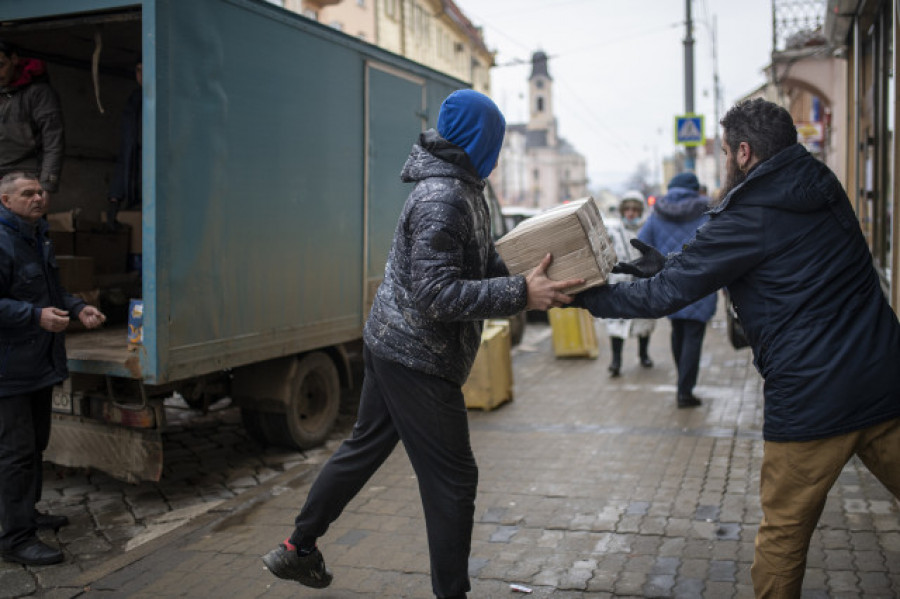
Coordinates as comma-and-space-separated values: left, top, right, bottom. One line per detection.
675, 114, 705, 147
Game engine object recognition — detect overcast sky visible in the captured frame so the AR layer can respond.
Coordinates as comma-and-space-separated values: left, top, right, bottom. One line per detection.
450, 0, 774, 192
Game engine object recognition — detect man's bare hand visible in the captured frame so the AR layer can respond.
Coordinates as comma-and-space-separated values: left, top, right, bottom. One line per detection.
39, 307, 69, 332
525, 253, 584, 310
78, 306, 107, 329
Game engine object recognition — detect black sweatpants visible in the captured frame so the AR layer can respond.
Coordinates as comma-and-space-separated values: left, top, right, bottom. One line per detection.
290, 344, 478, 599
0, 387, 52, 551
669, 319, 707, 398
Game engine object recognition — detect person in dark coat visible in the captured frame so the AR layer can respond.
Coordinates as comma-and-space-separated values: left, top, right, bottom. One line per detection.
107, 60, 142, 218
638, 171, 715, 407
261, 90, 582, 599
575, 98, 900, 598
0, 172, 106, 566
0, 40, 65, 194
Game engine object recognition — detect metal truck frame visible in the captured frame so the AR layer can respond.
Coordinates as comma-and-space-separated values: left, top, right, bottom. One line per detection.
2, 0, 465, 481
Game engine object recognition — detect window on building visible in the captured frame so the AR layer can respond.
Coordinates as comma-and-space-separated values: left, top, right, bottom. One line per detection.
536, 96, 544, 112
533, 169, 540, 181
385, 0, 397, 19
536, 79, 544, 89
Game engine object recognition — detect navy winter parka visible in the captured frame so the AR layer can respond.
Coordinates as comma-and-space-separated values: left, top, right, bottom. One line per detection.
363, 130, 528, 386
576, 144, 900, 442
0, 203, 85, 397
637, 187, 716, 322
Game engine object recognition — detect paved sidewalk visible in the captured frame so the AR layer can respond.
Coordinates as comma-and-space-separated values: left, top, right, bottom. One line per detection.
32, 309, 900, 597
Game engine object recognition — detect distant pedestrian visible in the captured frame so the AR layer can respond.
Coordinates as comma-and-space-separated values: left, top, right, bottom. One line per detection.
637, 172, 715, 407
0, 172, 106, 566
261, 90, 582, 599
603, 190, 655, 377
574, 98, 900, 598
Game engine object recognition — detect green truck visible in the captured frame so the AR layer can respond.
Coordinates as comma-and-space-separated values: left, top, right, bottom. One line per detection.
2, 0, 476, 481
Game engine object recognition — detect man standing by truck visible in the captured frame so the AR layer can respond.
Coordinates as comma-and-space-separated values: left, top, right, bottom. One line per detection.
0, 40, 65, 194
262, 90, 582, 599
0, 172, 106, 566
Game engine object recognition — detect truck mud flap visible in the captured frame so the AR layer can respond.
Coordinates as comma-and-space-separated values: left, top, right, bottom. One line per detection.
45, 414, 163, 483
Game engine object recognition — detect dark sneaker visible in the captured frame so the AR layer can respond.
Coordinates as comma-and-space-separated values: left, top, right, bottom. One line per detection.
677, 394, 702, 408
1, 538, 64, 566
35, 511, 70, 531
262, 543, 332, 588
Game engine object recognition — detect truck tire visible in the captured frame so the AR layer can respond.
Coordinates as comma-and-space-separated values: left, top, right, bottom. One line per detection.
258, 352, 341, 450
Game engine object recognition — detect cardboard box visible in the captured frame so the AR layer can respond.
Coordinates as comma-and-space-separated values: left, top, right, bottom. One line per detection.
495, 197, 617, 294
56, 256, 95, 292
75, 221, 129, 275
101, 210, 142, 254
548, 307, 599, 359
46, 210, 76, 232
49, 231, 75, 254
462, 320, 513, 411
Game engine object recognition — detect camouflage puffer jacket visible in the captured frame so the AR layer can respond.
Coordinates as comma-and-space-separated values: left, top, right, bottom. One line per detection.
363, 131, 527, 385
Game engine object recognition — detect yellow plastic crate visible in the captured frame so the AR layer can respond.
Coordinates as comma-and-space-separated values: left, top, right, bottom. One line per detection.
548, 307, 599, 359
463, 320, 513, 411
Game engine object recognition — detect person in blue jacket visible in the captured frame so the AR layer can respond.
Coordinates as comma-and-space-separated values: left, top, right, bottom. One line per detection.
261, 90, 582, 599
0, 172, 106, 566
576, 98, 899, 598
637, 171, 715, 408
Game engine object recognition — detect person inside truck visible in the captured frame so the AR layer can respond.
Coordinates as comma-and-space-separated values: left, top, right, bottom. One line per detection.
107, 60, 142, 223
0, 40, 65, 195
261, 89, 584, 599
0, 172, 106, 567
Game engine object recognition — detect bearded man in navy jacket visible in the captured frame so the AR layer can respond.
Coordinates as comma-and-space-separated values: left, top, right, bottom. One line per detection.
576, 98, 900, 598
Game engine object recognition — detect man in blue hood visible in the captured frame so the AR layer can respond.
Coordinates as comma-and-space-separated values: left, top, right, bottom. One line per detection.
575, 98, 899, 598
262, 90, 582, 599
637, 171, 716, 408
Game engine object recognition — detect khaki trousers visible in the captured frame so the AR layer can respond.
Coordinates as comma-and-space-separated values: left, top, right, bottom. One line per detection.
751, 417, 900, 598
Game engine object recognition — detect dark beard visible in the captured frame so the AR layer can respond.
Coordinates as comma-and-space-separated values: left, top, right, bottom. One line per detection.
718, 154, 747, 201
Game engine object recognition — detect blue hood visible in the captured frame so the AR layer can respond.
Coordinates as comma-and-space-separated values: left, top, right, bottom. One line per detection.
437, 89, 506, 179
654, 187, 709, 222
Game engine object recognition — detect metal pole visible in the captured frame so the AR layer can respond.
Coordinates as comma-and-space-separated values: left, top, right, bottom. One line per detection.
712, 15, 721, 189
684, 0, 696, 170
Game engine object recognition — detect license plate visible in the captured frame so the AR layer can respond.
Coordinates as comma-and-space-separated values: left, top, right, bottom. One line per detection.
51, 386, 73, 414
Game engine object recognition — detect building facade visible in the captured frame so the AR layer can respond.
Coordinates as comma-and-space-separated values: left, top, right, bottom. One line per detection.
268, 0, 493, 94
491, 51, 588, 210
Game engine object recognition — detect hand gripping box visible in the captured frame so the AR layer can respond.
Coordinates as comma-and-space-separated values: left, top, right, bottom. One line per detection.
495, 197, 617, 294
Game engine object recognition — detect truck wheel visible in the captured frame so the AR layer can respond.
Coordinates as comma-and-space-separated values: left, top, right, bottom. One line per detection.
263, 352, 341, 450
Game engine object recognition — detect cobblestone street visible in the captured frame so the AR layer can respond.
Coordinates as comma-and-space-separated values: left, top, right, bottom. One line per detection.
2, 311, 898, 598
0, 390, 361, 598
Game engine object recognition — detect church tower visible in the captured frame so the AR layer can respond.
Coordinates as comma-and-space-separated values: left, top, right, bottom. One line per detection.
527, 50, 557, 147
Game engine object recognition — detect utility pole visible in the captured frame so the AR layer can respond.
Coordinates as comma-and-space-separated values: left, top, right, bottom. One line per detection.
712, 15, 721, 189
684, 0, 696, 171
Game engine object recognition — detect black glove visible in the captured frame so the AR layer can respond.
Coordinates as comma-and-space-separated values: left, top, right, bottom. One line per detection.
611, 239, 665, 278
